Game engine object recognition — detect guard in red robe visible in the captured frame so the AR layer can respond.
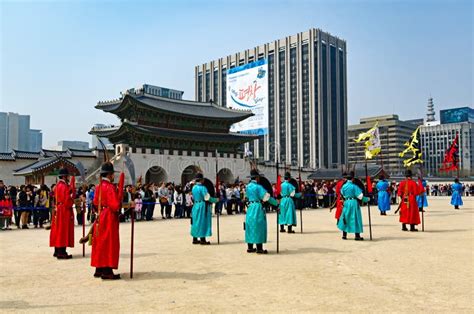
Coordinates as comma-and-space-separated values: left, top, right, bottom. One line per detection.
397, 169, 423, 232
333, 174, 348, 221
49, 168, 75, 259
91, 162, 124, 280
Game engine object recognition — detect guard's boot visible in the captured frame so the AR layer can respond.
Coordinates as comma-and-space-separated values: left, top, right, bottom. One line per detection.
455, 205, 459, 210
410, 224, 418, 232
200, 237, 211, 245
256, 244, 268, 254
342, 231, 347, 240
355, 233, 364, 241
247, 243, 256, 253
288, 225, 295, 234
280, 225, 286, 233
53, 247, 59, 257
192, 237, 200, 244
94, 268, 104, 278
101, 267, 121, 280
402, 223, 408, 231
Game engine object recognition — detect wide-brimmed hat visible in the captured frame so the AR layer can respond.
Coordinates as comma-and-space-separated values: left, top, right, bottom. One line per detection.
284, 172, 291, 180
343, 172, 353, 180
100, 162, 117, 174
194, 173, 204, 180
248, 169, 264, 179
405, 169, 413, 177
58, 168, 69, 177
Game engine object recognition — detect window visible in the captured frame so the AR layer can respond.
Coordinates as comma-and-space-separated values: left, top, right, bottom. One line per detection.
290, 47, 298, 165
302, 44, 310, 166
268, 54, 275, 161
330, 45, 338, 164
321, 43, 328, 168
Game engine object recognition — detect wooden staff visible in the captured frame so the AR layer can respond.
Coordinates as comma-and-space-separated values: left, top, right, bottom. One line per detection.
276, 159, 280, 254
215, 150, 220, 244
364, 160, 373, 240
298, 166, 303, 234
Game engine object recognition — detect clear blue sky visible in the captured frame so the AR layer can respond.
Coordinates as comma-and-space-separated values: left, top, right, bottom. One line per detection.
1, 0, 472, 148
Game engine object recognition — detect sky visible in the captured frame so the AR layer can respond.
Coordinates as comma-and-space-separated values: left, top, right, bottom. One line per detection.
1, 0, 472, 148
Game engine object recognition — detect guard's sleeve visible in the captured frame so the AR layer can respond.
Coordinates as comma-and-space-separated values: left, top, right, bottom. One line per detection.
294, 192, 302, 198
208, 197, 218, 203
107, 184, 122, 212
267, 197, 278, 206
354, 184, 364, 199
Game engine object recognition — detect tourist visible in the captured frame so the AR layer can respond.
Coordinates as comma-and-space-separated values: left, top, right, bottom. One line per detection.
173, 185, 184, 218
158, 182, 169, 219
184, 190, 193, 218
0, 193, 13, 230
134, 192, 143, 221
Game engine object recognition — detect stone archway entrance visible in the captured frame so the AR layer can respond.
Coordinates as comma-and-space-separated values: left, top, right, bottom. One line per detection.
181, 165, 201, 186
145, 166, 168, 184
217, 168, 234, 184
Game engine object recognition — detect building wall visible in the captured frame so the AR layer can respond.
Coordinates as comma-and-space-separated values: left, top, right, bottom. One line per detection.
29, 130, 43, 151
420, 122, 473, 177
195, 28, 347, 169
0, 112, 43, 153
348, 115, 420, 176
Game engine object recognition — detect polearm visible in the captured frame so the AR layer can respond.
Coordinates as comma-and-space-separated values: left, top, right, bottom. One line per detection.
82, 205, 85, 257
364, 159, 373, 240
130, 195, 135, 278
298, 166, 303, 234
276, 158, 280, 254
419, 165, 425, 232
215, 149, 220, 245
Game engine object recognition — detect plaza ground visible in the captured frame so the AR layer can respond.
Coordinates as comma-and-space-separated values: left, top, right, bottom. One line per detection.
0, 197, 472, 312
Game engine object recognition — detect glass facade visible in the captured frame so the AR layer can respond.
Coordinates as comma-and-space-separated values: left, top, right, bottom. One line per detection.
213, 69, 218, 104
198, 73, 203, 102
301, 43, 310, 167
330, 45, 338, 165
321, 43, 328, 168
339, 49, 345, 164
290, 47, 298, 165
313, 41, 319, 166
279, 50, 286, 162
205, 71, 210, 102
268, 54, 275, 161
221, 68, 227, 107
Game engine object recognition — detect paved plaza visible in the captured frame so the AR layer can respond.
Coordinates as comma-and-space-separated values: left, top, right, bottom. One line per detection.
0, 197, 472, 312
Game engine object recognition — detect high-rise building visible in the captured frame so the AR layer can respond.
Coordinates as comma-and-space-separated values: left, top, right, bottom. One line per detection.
195, 28, 348, 169
123, 84, 184, 100
420, 106, 473, 177
55, 140, 89, 151
348, 115, 422, 175
0, 112, 43, 152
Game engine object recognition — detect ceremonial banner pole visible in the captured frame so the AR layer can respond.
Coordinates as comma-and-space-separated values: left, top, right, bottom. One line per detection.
420, 164, 425, 232
365, 159, 373, 241
82, 208, 85, 257
276, 159, 280, 254
215, 150, 220, 245
298, 166, 303, 234
130, 201, 135, 279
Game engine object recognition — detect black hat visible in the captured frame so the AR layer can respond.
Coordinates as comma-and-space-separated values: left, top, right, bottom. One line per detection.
194, 173, 204, 180
343, 172, 353, 180
379, 175, 385, 180
454, 178, 459, 183
405, 169, 413, 177
284, 172, 291, 180
100, 162, 116, 174
58, 168, 69, 177
249, 169, 261, 179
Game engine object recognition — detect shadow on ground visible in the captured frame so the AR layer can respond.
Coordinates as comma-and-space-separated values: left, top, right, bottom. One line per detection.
123, 271, 226, 281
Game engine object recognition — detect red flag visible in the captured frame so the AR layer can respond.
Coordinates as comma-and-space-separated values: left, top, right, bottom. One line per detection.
439, 134, 459, 172
276, 174, 282, 197
366, 175, 373, 193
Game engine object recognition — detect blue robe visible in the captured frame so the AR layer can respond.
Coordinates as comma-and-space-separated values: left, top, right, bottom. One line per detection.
337, 181, 364, 234
416, 179, 428, 208
451, 182, 463, 206
190, 183, 217, 238
278, 181, 302, 226
376, 180, 391, 212
245, 180, 277, 244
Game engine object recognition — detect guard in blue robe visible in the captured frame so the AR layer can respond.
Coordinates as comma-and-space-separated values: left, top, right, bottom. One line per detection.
416, 178, 428, 212
245, 169, 278, 254
376, 176, 391, 215
191, 173, 218, 245
279, 172, 302, 233
451, 179, 463, 209
337, 173, 369, 241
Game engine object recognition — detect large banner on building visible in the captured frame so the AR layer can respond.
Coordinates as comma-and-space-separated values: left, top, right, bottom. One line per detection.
227, 59, 268, 135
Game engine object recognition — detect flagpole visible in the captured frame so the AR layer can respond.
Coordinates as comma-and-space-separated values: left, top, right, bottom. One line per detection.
298, 166, 303, 234
215, 149, 220, 245
365, 159, 373, 241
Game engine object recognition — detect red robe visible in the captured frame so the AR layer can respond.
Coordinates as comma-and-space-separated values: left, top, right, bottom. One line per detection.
49, 180, 75, 248
91, 178, 122, 269
334, 179, 346, 220
397, 179, 423, 225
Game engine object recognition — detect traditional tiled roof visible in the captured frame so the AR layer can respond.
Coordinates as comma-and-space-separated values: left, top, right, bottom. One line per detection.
90, 121, 258, 144
67, 148, 96, 158
0, 152, 15, 161
12, 150, 41, 159
308, 165, 388, 181
40, 149, 71, 158
13, 157, 80, 176
96, 94, 253, 121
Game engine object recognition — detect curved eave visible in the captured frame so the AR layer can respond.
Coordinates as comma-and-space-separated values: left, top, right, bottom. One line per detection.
91, 122, 258, 144
97, 95, 253, 122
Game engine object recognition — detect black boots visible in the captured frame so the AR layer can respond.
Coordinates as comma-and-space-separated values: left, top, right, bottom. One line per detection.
56, 247, 72, 259
455, 205, 459, 209
247, 244, 256, 253
280, 225, 295, 233
256, 244, 268, 254
287, 225, 295, 234
355, 233, 364, 241
280, 225, 286, 233
402, 223, 408, 231
200, 237, 210, 245
101, 267, 121, 280
410, 224, 418, 232
192, 237, 200, 244
342, 231, 347, 240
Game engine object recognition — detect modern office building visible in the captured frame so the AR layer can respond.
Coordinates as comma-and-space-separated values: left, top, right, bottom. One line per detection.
0, 112, 43, 152
195, 28, 348, 169
55, 140, 90, 151
348, 115, 422, 175
420, 106, 473, 177
123, 84, 184, 100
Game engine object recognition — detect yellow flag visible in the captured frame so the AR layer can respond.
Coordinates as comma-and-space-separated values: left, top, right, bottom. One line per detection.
399, 127, 423, 167
354, 122, 381, 159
